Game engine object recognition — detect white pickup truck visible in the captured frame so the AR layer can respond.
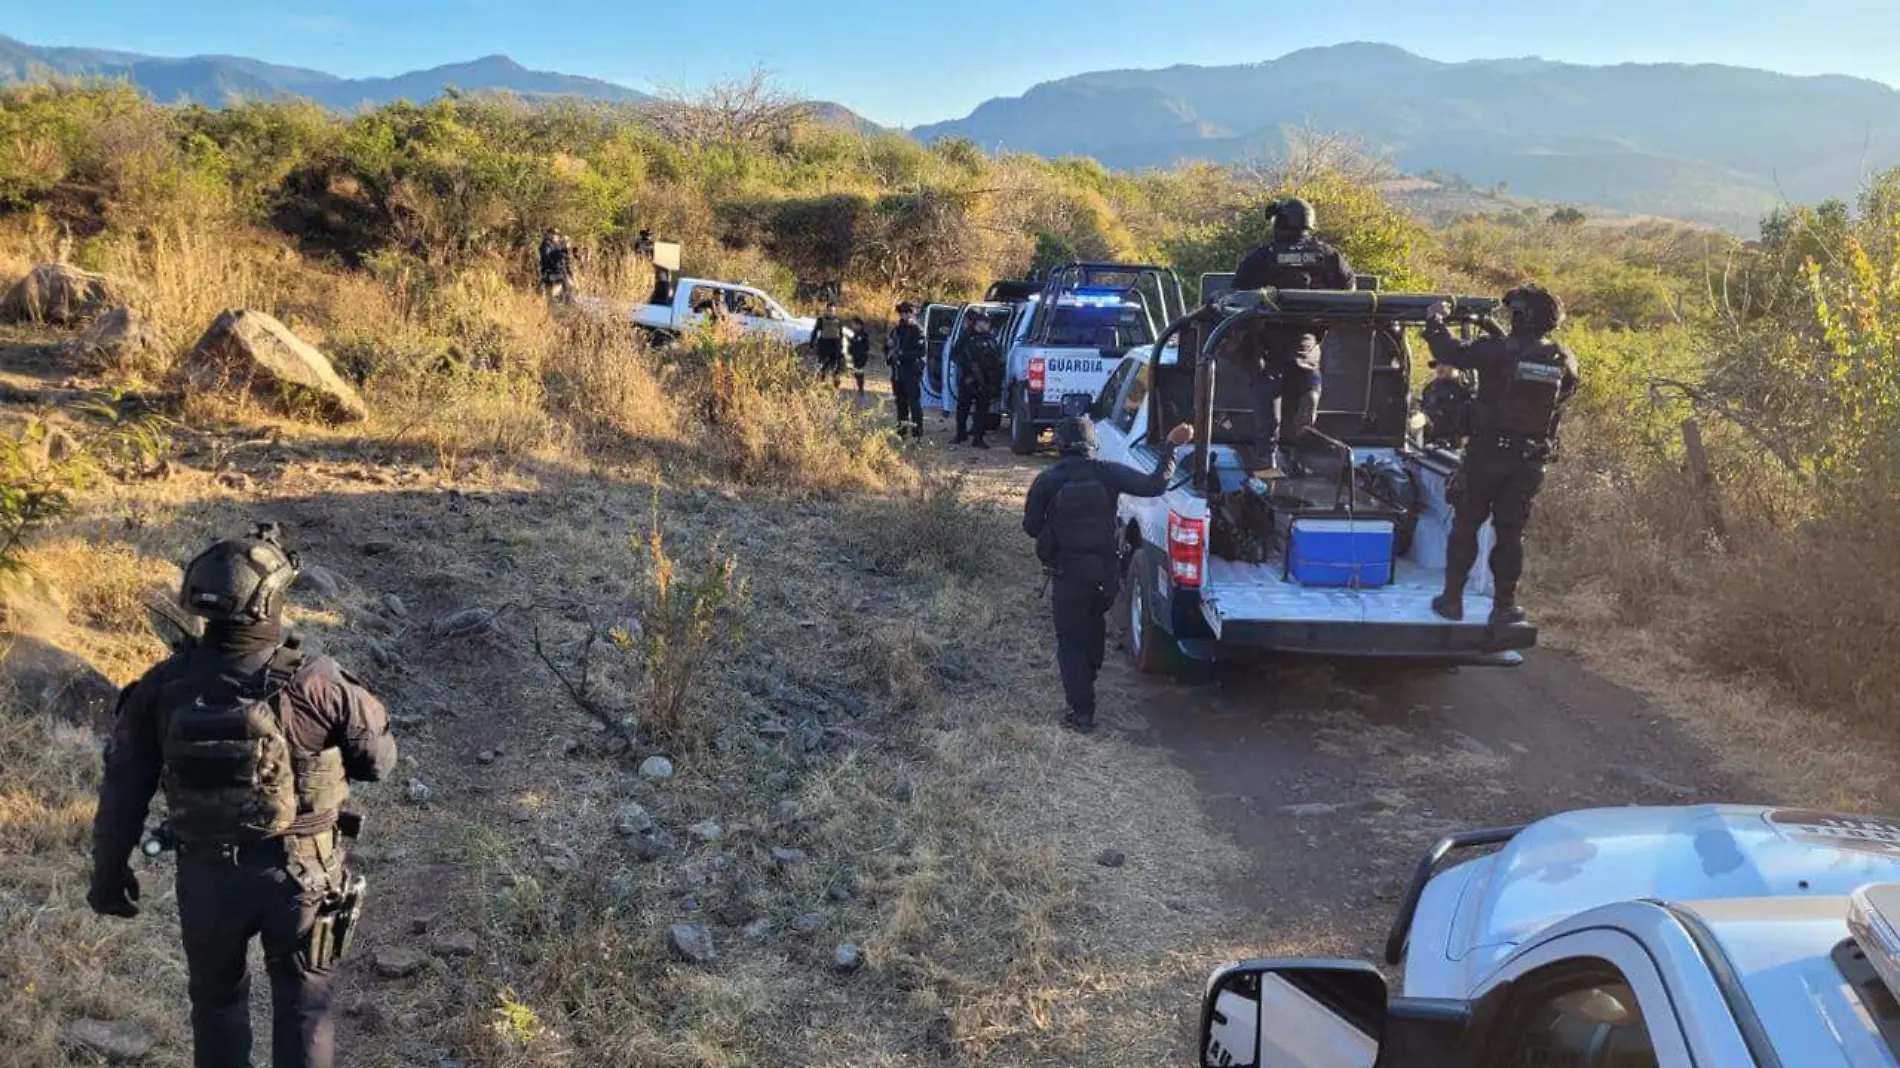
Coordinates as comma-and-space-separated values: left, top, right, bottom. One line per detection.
1095, 288, 1530, 671
628, 277, 827, 349
1198, 803, 1900, 1067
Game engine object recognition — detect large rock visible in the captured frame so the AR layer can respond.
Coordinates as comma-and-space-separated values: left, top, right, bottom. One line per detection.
66, 306, 162, 371
57, 1018, 154, 1062
184, 310, 367, 424
0, 636, 118, 729
0, 263, 128, 326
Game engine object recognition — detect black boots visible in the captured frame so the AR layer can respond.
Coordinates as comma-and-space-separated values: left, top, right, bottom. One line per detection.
1061, 709, 1096, 733
972, 436, 989, 449
1431, 593, 1464, 622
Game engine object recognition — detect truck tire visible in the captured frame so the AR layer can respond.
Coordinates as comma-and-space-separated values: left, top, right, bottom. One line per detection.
1009, 387, 1037, 455
1127, 546, 1180, 676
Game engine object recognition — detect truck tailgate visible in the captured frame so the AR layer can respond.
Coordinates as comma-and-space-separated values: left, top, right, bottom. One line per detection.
1199, 558, 1534, 657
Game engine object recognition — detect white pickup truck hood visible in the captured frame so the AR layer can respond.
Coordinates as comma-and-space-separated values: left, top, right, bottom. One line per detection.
1404, 804, 1900, 997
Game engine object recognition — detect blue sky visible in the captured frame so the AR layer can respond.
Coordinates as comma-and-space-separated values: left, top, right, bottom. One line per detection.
7, 0, 1900, 127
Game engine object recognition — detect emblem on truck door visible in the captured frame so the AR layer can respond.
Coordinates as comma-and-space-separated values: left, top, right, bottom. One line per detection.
1768, 809, 1900, 858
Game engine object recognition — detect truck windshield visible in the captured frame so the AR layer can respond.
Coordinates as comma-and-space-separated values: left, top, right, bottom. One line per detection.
1046, 304, 1154, 349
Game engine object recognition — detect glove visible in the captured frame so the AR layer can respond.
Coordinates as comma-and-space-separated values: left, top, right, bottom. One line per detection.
87, 865, 140, 919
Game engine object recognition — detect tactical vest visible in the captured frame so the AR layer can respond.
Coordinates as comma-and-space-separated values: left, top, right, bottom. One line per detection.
1037, 469, 1116, 566
1492, 338, 1568, 438
158, 648, 349, 844
961, 335, 1003, 385
1262, 240, 1331, 290
891, 323, 927, 371
816, 318, 844, 342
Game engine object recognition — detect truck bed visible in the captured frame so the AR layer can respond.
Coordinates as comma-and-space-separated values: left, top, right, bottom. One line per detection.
1198, 556, 1532, 660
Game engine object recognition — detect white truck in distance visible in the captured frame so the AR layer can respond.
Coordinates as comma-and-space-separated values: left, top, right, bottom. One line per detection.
628, 277, 828, 350
1198, 804, 1900, 1068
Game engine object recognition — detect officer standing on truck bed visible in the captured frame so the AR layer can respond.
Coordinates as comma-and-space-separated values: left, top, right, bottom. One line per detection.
1231, 198, 1354, 476
1024, 417, 1195, 732
88, 524, 398, 1068
886, 301, 927, 439
1424, 285, 1579, 627
951, 311, 1005, 448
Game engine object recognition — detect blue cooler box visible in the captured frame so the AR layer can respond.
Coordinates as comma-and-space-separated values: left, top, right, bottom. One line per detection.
1287, 519, 1395, 587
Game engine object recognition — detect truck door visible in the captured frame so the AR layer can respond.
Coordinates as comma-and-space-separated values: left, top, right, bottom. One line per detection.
921, 303, 959, 411
1465, 931, 1696, 1067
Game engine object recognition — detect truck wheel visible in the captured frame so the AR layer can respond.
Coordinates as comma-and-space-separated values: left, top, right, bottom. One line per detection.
1009, 388, 1037, 455
1128, 547, 1180, 676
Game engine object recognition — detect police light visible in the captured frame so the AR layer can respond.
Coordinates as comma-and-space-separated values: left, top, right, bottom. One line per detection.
1063, 288, 1131, 308
1848, 884, 1900, 1001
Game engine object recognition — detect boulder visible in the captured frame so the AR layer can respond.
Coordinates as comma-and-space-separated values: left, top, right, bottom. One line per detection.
184, 310, 367, 424
56, 1018, 154, 1062
0, 636, 118, 729
66, 306, 162, 371
1, 263, 128, 326
668, 923, 716, 965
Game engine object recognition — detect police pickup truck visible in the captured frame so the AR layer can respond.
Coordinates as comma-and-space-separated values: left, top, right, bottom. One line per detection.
1003, 262, 1188, 455
1094, 288, 1529, 671
1198, 804, 1900, 1067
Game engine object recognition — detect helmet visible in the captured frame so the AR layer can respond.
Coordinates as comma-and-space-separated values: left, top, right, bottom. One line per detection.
1502, 284, 1564, 334
1274, 198, 1316, 236
1054, 416, 1097, 456
896, 301, 917, 315
180, 523, 301, 624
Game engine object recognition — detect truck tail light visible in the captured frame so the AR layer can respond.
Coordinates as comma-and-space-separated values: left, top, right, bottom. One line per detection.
1028, 356, 1046, 394
1168, 511, 1205, 588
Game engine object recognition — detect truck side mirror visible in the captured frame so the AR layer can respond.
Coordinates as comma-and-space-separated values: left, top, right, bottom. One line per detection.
1199, 959, 1386, 1068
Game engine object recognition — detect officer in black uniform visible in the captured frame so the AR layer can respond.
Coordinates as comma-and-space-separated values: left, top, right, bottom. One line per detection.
538, 228, 574, 303
1023, 417, 1195, 732
885, 302, 927, 439
809, 302, 848, 388
847, 317, 872, 399
1419, 360, 1475, 449
951, 313, 1005, 448
1424, 285, 1579, 626
1231, 198, 1355, 475
89, 525, 398, 1068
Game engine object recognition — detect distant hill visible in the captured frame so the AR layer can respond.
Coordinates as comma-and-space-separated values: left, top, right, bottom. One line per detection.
0, 35, 877, 131
0, 34, 651, 109
913, 43, 1900, 231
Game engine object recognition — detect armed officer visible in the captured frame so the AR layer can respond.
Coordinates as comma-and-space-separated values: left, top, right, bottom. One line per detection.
538, 228, 575, 304
1424, 285, 1579, 626
1023, 417, 1195, 732
809, 302, 848, 388
886, 302, 928, 440
951, 312, 1005, 449
1231, 198, 1354, 475
89, 525, 398, 1068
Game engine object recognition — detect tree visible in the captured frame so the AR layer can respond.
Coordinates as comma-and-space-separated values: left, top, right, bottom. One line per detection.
1549, 206, 1587, 226
646, 68, 814, 149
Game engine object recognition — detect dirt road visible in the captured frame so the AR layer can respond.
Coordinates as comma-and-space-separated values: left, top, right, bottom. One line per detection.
950, 438, 1740, 969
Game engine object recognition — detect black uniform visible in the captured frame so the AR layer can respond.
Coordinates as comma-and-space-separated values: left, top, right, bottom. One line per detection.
1231, 236, 1354, 465
539, 233, 573, 300
1423, 322, 1579, 619
1022, 447, 1177, 727
809, 314, 847, 386
951, 327, 1005, 446
91, 625, 397, 1068
848, 327, 872, 397
886, 318, 928, 438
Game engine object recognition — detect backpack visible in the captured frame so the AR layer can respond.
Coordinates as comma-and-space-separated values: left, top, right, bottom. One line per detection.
157, 647, 325, 845
1037, 468, 1116, 566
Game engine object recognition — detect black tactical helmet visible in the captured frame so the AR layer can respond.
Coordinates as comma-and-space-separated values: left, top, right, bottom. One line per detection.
1054, 416, 1097, 456
1502, 284, 1565, 334
896, 301, 917, 315
1274, 198, 1317, 235
180, 523, 301, 624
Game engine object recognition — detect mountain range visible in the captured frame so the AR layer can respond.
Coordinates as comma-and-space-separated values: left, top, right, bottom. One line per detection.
914, 43, 1900, 231
0, 34, 652, 111
6, 34, 1898, 230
